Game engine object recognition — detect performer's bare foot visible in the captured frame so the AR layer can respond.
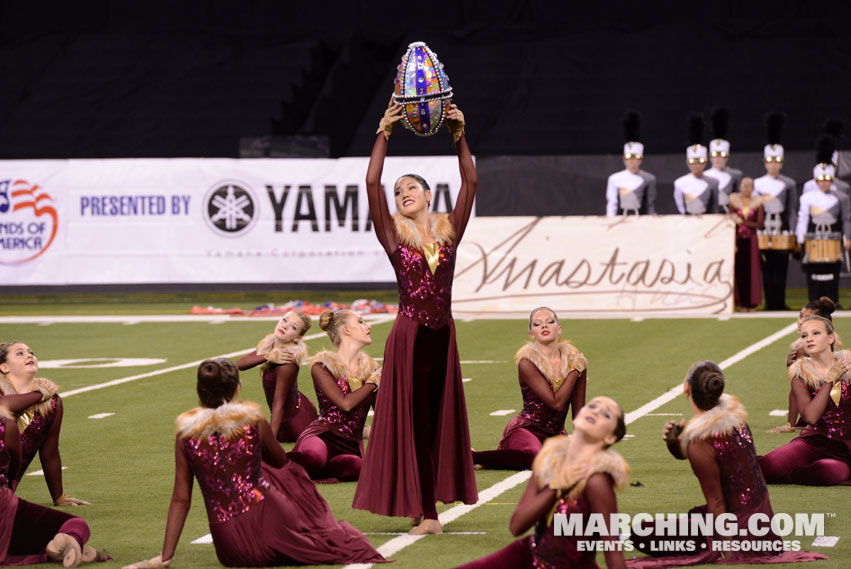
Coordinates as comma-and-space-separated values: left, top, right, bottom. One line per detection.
363, 424, 371, 440
409, 516, 422, 527
409, 519, 443, 535
473, 464, 483, 471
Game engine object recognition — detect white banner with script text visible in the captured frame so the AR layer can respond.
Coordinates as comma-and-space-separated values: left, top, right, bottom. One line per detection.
453, 215, 735, 315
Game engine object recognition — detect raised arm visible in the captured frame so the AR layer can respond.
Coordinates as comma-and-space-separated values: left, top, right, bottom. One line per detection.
236, 350, 266, 371
367, 101, 405, 255
605, 175, 618, 217
509, 473, 558, 536
446, 105, 478, 241
269, 364, 298, 440
3, 417, 21, 483
792, 375, 835, 425
0, 391, 44, 415
312, 362, 376, 412
518, 359, 578, 413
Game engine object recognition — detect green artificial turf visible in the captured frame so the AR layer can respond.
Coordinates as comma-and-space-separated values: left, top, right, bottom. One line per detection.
4, 314, 849, 568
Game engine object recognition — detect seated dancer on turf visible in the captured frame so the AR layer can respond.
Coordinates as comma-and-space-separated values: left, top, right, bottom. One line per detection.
769, 297, 839, 433
123, 358, 384, 569
760, 316, 851, 485
627, 361, 826, 567
455, 396, 629, 569
0, 406, 103, 567
287, 310, 378, 482
236, 311, 318, 442
0, 341, 88, 506
473, 307, 587, 470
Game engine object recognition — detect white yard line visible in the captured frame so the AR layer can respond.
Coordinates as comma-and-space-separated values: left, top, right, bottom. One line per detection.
344, 321, 798, 569
58, 315, 395, 399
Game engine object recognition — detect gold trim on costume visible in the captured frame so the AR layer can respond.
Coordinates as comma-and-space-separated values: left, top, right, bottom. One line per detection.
423, 242, 440, 275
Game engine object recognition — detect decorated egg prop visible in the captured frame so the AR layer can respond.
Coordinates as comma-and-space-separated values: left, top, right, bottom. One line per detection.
393, 42, 453, 136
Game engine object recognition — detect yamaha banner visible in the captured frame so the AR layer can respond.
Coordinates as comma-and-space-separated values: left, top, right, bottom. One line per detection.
0, 157, 469, 284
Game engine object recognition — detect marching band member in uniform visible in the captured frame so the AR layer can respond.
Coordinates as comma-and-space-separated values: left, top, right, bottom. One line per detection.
674, 113, 719, 215
803, 119, 850, 198
754, 112, 798, 310
704, 107, 743, 212
606, 111, 657, 216
796, 136, 851, 304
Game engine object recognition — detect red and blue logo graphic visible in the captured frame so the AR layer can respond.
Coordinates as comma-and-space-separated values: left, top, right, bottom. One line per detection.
0, 179, 58, 265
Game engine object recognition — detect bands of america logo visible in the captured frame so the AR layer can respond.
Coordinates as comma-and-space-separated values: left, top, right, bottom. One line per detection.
0, 179, 59, 265
203, 181, 258, 237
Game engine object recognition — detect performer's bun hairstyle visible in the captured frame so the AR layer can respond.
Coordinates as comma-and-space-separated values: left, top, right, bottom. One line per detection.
197, 357, 240, 408
804, 296, 836, 320
319, 309, 353, 347
686, 360, 725, 411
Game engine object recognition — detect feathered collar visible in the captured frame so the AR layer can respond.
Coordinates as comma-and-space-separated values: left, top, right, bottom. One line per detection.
0, 375, 56, 418
311, 350, 380, 391
679, 394, 747, 451
176, 401, 265, 441
392, 213, 455, 248
532, 435, 630, 501
516, 340, 587, 391
729, 193, 768, 212
788, 349, 851, 391
256, 335, 308, 367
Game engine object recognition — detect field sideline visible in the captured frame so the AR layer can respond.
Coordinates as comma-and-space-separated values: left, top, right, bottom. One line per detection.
3, 312, 849, 569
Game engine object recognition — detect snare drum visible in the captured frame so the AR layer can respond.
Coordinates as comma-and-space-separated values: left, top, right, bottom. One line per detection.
805, 232, 842, 263
757, 231, 795, 251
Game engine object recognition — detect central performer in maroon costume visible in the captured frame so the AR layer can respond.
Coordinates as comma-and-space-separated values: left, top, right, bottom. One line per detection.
352, 100, 478, 534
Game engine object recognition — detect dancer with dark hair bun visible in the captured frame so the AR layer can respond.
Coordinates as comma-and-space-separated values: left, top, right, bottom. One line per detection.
237, 310, 317, 442
455, 396, 629, 569
769, 297, 839, 433
627, 361, 826, 567
760, 316, 851, 485
472, 307, 587, 471
123, 357, 384, 569
353, 100, 478, 534
287, 309, 378, 482
0, 341, 88, 506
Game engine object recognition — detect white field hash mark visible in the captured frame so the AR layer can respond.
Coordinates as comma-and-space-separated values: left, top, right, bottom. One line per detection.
343, 322, 798, 569
88, 413, 115, 420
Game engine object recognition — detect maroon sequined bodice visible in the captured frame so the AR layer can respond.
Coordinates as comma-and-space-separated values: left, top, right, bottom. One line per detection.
805, 381, 851, 440
519, 373, 569, 436
16, 395, 58, 483
391, 242, 455, 330
532, 492, 599, 569
182, 423, 269, 524
316, 368, 374, 441
0, 420, 10, 488
706, 426, 770, 513
262, 364, 300, 417
734, 206, 760, 239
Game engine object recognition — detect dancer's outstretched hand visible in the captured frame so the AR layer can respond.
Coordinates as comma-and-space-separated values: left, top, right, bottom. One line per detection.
377, 97, 404, 138
662, 419, 686, 443
446, 104, 465, 141
122, 554, 172, 569
54, 494, 91, 506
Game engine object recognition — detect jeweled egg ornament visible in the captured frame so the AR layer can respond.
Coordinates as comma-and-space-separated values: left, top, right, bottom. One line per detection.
393, 41, 453, 136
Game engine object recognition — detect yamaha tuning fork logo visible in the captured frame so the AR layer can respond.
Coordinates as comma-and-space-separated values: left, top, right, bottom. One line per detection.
203, 181, 258, 237
0, 178, 59, 265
